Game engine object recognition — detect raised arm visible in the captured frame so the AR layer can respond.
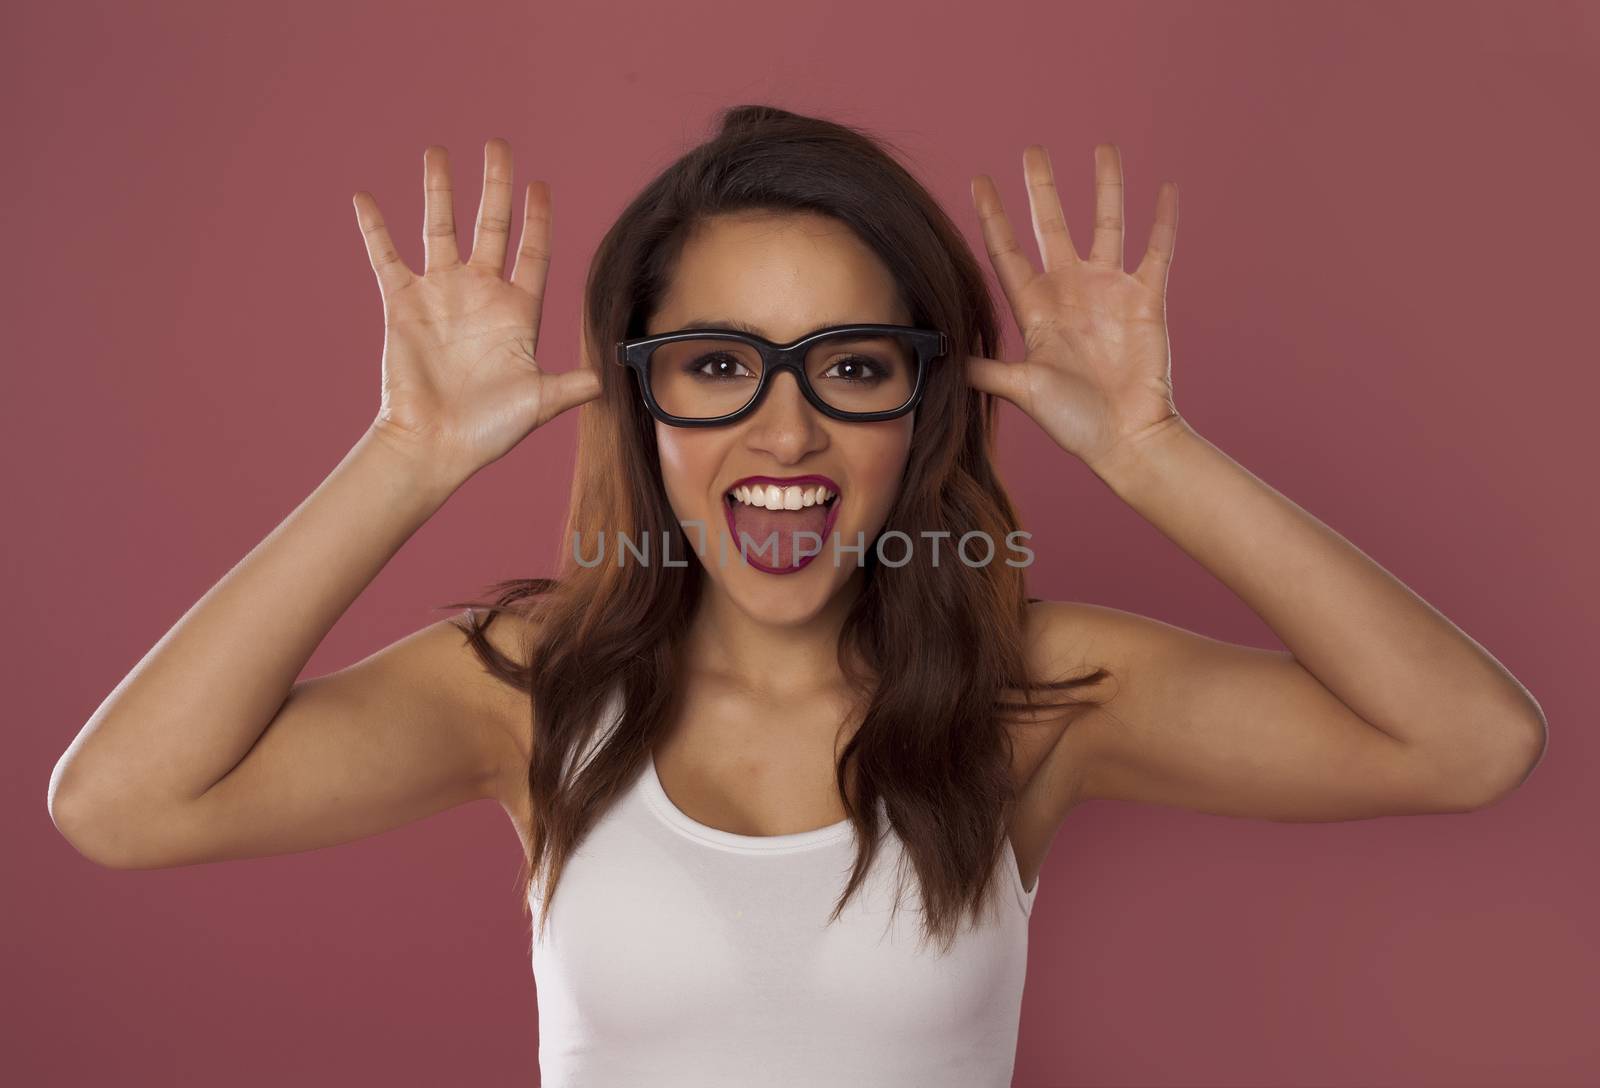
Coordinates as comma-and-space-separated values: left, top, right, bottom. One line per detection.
1026, 592, 1542, 827
47, 137, 595, 868
973, 144, 1544, 829
45, 425, 529, 869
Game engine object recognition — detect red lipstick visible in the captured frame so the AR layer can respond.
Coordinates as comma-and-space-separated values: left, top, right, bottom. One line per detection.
721, 475, 842, 575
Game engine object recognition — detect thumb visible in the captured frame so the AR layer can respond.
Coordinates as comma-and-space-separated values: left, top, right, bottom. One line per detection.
962, 354, 1025, 403
531, 366, 604, 426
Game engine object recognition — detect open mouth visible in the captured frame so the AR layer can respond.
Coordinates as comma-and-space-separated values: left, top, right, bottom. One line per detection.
724, 482, 839, 512
721, 478, 841, 573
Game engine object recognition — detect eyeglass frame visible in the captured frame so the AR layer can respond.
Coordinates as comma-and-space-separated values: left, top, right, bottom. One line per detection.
615, 323, 950, 428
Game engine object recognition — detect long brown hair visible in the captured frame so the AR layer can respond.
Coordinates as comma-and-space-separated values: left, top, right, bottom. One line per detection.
443, 103, 1111, 954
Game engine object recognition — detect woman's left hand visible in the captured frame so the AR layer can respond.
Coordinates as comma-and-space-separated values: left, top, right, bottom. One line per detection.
965, 143, 1183, 474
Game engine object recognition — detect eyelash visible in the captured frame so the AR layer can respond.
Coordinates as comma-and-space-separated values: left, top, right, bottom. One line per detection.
686, 354, 889, 383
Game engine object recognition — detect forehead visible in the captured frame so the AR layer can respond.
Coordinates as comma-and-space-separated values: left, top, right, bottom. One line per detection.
648, 211, 908, 340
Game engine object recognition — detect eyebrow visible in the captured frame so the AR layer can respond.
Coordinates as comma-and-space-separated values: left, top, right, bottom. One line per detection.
676, 317, 863, 339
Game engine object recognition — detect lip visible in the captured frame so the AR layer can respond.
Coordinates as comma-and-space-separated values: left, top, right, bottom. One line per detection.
721, 474, 842, 576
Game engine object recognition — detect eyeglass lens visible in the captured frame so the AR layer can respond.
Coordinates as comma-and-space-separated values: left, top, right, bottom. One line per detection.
646, 332, 918, 419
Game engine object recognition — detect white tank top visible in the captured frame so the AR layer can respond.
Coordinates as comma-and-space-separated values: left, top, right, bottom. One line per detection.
529, 687, 1041, 1086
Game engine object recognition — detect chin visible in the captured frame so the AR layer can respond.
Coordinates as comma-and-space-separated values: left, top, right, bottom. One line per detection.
707, 522, 860, 618
727, 580, 836, 627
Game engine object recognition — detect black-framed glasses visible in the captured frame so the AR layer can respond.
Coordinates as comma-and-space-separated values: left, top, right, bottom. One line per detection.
615, 323, 949, 427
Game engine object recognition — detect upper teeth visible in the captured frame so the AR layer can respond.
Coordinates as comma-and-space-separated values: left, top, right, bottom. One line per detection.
729, 484, 835, 510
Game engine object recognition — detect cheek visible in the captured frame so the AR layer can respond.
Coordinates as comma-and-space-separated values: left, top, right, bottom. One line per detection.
654, 428, 718, 513
846, 423, 914, 517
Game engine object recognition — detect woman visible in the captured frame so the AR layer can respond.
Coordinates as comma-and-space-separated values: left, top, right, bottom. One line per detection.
48, 105, 1546, 1086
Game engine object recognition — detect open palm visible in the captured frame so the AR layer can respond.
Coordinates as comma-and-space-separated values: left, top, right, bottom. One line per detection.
966, 143, 1182, 473
351, 138, 600, 483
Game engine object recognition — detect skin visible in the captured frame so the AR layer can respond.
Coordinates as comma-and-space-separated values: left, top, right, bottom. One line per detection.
642, 211, 934, 837
649, 212, 913, 696
50, 138, 1544, 905
967, 145, 1545, 886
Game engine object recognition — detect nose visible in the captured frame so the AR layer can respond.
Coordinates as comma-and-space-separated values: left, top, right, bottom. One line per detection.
742, 368, 828, 462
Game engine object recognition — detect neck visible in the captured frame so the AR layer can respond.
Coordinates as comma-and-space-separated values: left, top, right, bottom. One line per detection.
681, 567, 870, 702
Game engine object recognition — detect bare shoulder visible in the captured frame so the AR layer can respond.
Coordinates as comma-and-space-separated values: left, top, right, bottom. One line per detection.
425, 608, 538, 816
991, 600, 1124, 892
1022, 598, 1124, 685
1013, 599, 1125, 814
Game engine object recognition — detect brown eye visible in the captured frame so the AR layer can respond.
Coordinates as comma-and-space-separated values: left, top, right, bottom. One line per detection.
820, 355, 890, 384
686, 352, 756, 381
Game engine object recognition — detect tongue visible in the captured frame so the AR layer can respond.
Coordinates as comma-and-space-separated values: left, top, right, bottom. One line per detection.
730, 500, 828, 568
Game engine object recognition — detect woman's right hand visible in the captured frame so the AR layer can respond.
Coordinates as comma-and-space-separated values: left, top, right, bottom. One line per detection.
352, 138, 601, 486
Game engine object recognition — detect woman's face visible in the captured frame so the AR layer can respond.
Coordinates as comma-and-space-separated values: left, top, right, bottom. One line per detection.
646, 210, 916, 626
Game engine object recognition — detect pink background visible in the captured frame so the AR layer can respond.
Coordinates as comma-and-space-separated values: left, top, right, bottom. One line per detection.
6, 1, 1596, 1085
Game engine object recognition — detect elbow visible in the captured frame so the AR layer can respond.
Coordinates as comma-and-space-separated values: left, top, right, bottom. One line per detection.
1437, 711, 1548, 813
48, 759, 144, 870
49, 786, 134, 870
